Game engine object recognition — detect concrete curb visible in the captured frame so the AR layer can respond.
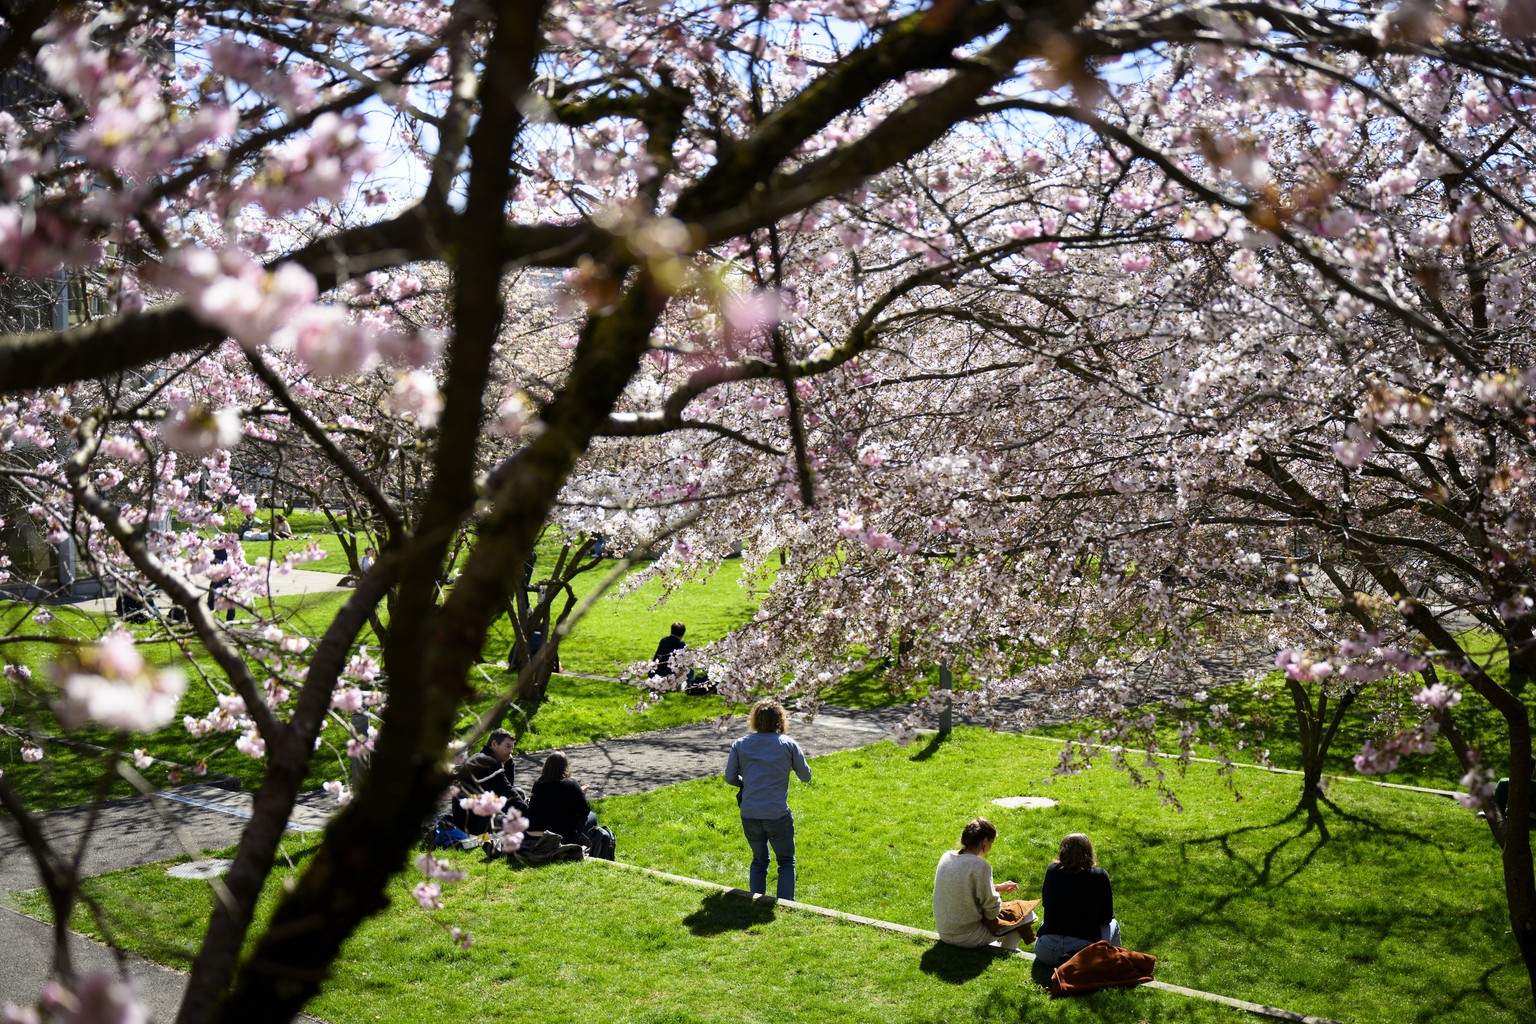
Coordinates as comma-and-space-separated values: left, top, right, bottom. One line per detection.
594, 859, 1346, 1024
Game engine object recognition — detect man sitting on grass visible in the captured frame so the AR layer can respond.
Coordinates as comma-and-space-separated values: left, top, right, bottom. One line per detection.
451, 729, 527, 836
933, 817, 1037, 951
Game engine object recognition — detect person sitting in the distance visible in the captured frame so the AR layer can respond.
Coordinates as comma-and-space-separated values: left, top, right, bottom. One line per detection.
649, 621, 691, 686
1033, 832, 1122, 969
340, 545, 377, 588
526, 751, 600, 849
115, 584, 157, 624
933, 817, 1036, 951
450, 728, 526, 836
270, 511, 293, 539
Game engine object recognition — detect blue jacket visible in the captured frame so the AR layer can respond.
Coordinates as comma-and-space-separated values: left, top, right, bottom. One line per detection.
725, 731, 811, 819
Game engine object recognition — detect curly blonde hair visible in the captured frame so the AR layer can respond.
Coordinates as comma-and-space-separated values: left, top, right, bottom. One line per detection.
750, 699, 787, 734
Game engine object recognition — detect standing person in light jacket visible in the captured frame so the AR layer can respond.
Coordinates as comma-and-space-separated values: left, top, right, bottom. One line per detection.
725, 699, 812, 900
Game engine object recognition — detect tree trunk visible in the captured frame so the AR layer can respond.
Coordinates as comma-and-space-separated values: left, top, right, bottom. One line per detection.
1287, 679, 1326, 806
1499, 722, 1536, 1005
513, 642, 558, 705
1508, 623, 1536, 696
1286, 678, 1358, 808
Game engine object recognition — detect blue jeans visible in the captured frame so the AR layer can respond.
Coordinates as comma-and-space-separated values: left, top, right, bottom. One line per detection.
1033, 919, 1121, 968
742, 812, 796, 899
575, 810, 598, 845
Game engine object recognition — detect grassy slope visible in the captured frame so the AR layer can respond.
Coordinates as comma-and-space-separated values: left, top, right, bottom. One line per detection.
7, 521, 1527, 817
484, 554, 767, 676
602, 729, 1523, 1024
461, 673, 729, 753
1, 555, 756, 807
1, 591, 366, 805
19, 842, 1250, 1024
12, 728, 1522, 1024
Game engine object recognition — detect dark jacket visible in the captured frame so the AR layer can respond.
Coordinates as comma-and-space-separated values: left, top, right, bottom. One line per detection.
527, 777, 592, 842
450, 747, 523, 835
1038, 863, 1114, 943
650, 634, 686, 677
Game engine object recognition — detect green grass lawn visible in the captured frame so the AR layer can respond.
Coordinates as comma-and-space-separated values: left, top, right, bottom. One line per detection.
601, 729, 1523, 1024
1, 591, 374, 806
237, 533, 353, 573
460, 672, 731, 753
12, 728, 1523, 1024
1, 541, 756, 810
234, 510, 367, 575
485, 554, 767, 676
14, 843, 1253, 1024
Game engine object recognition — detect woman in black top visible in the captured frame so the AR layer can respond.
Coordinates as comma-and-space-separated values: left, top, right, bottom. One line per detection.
526, 752, 598, 846
1033, 833, 1123, 967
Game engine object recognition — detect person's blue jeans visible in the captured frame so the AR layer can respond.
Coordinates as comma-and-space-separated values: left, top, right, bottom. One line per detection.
742, 812, 796, 899
1033, 919, 1122, 968
575, 810, 599, 845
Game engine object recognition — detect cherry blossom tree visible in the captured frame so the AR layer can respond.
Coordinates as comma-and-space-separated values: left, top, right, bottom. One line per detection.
613, 9, 1536, 994
3, 0, 1536, 1020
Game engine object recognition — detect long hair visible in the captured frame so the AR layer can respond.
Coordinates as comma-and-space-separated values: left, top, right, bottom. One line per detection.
750, 699, 786, 734
538, 751, 570, 783
1055, 833, 1097, 872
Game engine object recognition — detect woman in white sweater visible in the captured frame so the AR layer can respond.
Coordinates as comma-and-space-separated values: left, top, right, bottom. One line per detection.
932, 817, 1034, 950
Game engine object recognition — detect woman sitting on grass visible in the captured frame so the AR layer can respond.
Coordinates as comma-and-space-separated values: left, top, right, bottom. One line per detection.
1033, 832, 1121, 968
526, 752, 599, 847
932, 817, 1036, 951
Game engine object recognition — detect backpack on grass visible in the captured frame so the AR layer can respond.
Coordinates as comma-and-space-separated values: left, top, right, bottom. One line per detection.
585, 825, 616, 861
430, 814, 479, 850
513, 831, 585, 865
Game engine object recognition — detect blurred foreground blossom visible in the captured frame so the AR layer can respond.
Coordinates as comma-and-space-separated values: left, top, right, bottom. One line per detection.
53, 630, 187, 732
2, 971, 148, 1024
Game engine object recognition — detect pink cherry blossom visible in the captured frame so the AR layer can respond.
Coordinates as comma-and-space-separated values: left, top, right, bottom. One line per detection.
414, 854, 468, 883
458, 791, 506, 818
158, 403, 242, 455
53, 632, 188, 733
1413, 683, 1462, 710
412, 882, 443, 910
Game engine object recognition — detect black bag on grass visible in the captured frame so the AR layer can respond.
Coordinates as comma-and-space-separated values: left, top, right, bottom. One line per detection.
585, 825, 616, 861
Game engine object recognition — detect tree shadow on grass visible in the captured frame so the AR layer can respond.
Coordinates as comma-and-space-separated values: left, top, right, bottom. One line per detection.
681, 890, 775, 935
909, 731, 948, 762
917, 941, 1015, 983
272, 837, 322, 872
1407, 955, 1527, 1024
1177, 792, 1451, 921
